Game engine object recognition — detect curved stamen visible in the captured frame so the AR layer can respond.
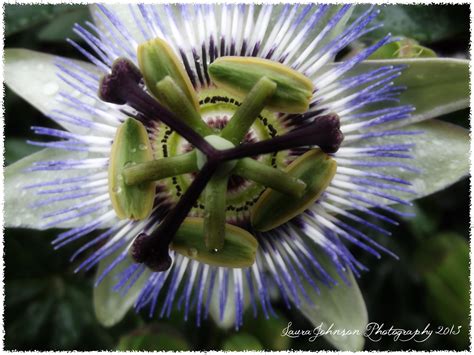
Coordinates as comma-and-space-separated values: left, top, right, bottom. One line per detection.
131, 160, 219, 271
99, 58, 217, 157
219, 113, 344, 161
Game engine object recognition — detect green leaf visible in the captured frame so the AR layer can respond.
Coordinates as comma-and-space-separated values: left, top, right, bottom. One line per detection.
5, 5, 90, 37
4, 48, 102, 135
38, 7, 91, 42
298, 245, 367, 351
369, 38, 437, 59
5, 138, 41, 165
347, 119, 469, 203
4, 148, 109, 229
222, 334, 264, 351
116, 324, 190, 351
5, 5, 60, 37
353, 5, 469, 44
352, 58, 469, 129
94, 251, 150, 327
416, 233, 469, 347
245, 311, 291, 350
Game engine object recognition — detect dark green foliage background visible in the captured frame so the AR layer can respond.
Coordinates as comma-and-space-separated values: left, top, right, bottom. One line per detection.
3, 4, 470, 351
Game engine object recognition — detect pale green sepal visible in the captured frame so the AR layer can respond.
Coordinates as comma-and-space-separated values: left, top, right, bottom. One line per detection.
299, 245, 368, 351
94, 251, 150, 327
345, 119, 469, 204
348, 58, 469, 130
4, 49, 102, 135
4, 148, 110, 229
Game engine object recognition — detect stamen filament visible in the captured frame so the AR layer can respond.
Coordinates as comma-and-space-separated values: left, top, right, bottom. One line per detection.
234, 158, 307, 198
155, 76, 214, 137
99, 59, 217, 157
219, 114, 343, 161
131, 161, 218, 271
203, 175, 228, 251
220, 76, 277, 145
122, 151, 198, 185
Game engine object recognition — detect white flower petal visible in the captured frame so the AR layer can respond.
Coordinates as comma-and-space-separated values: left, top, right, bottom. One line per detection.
4, 49, 110, 135
4, 148, 111, 229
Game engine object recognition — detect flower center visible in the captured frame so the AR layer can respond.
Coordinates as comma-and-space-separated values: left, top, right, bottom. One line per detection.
99, 46, 343, 272
151, 87, 290, 227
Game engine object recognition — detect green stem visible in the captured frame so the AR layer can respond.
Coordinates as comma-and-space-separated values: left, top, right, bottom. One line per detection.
234, 158, 306, 198
203, 175, 228, 251
122, 151, 198, 185
220, 76, 277, 145
155, 76, 214, 137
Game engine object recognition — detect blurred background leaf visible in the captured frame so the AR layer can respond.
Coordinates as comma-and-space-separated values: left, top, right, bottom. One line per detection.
3, 3, 470, 352
5, 4, 90, 40
353, 5, 469, 45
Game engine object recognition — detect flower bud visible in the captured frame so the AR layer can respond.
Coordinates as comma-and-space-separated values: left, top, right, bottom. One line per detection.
137, 38, 200, 111
208, 56, 314, 113
170, 217, 258, 268
251, 149, 336, 231
108, 118, 155, 220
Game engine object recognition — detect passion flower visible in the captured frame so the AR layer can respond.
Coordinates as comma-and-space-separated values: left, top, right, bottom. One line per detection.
4, 4, 469, 348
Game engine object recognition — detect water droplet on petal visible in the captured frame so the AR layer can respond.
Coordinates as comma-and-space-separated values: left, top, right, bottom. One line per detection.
187, 247, 198, 257
138, 143, 147, 151
112, 186, 122, 194
43, 82, 58, 96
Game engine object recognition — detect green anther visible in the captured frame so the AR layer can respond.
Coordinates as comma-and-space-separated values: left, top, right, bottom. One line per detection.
155, 76, 213, 137
234, 158, 307, 198
251, 149, 337, 232
203, 175, 228, 252
196, 135, 236, 177
220, 76, 277, 145
208, 56, 314, 113
171, 217, 258, 268
137, 38, 200, 111
108, 118, 155, 220
122, 151, 198, 186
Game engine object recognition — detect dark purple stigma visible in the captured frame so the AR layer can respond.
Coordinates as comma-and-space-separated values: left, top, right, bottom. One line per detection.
99, 58, 142, 105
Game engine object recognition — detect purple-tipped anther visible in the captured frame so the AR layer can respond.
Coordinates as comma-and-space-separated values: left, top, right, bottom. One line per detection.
98, 58, 216, 156
131, 232, 172, 272
99, 58, 142, 105
219, 113, 344, 161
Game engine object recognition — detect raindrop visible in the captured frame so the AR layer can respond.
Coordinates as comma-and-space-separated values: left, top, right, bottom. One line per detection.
43, 82, 59, 96
130, 147, 137, 153
187, 247, 198, 257
112, 186, 122, 194
138, 143, 148, 151
212, 248, 220, 253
